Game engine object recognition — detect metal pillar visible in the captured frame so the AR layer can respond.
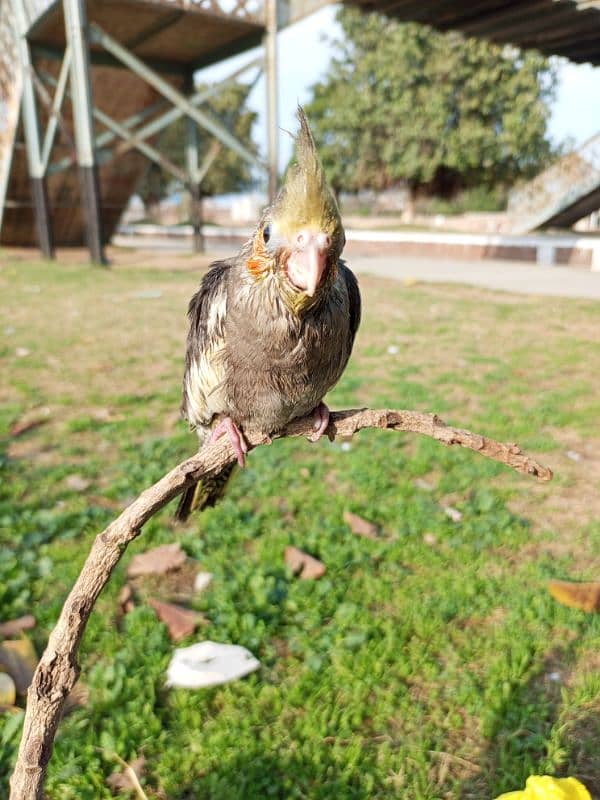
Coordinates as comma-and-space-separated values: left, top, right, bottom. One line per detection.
11, 0, 54, 258
93, 106, 187, 184
186, 112, 204, 254
265, 0, 278, 203
63, 0, 106, 264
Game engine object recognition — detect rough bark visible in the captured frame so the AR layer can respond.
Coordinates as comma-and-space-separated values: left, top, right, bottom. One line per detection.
9, 407, 552, 799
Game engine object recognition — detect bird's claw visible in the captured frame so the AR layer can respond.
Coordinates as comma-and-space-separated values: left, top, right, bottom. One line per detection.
209, 417, 248, 467
308, 402, 330, 442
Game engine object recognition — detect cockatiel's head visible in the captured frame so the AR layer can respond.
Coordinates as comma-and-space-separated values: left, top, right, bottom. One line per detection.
247, 107, 345, 314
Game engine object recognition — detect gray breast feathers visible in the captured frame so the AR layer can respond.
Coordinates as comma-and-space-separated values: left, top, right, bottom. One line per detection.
182, 258, 361, 437
223, 264, 360, 433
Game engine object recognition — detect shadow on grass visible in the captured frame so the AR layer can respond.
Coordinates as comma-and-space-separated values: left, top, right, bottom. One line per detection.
564, 705, 600, 797
458, 646, 600, 799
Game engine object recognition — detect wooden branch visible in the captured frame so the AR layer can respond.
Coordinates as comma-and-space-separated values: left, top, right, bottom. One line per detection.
9, 408, 552, 799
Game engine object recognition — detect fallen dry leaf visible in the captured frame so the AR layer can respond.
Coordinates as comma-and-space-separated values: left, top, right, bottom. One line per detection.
127, 543, 187, 578
285, 546, 326, 580
128, 559, 201, 604
548, 580, 600, 613
0, 615, 36, 639
9, 409, 50, 437
343, 510, 379, 540
0, 638, 38, 694
147, 599, 202, 642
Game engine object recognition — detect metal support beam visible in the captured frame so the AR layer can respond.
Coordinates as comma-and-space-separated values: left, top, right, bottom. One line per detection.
31, 61, 75, 155
197, 140, 221, 187
89, 22, 267, 173
113, 57, 263, 159
40, 46, 72, 172
277, 0, 332, 27
63, 0, 106, 264
94, 107, 187, 184
186, 114, 204, 253
46, 95, 170, 175
11, 0, 54, 259
45, 57, 261, 176
39, 69, 186, 182
265, 0, 279, 202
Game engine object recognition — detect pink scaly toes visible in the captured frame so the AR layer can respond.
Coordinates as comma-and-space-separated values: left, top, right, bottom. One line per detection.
308, 401, 330, 442
209, 417, 248, 467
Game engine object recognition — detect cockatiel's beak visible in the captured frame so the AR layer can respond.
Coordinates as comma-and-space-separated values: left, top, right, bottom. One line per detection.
286, 230, 331, 297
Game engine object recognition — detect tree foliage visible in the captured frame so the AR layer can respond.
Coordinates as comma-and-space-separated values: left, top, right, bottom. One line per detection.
305, 8, 558, 198
137, 81, 257, 205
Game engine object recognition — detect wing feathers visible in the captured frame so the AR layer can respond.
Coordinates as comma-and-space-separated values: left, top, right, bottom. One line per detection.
181, 261, 231, 430
340, 261, 361, 345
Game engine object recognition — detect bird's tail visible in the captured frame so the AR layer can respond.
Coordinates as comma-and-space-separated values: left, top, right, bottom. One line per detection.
174, 462, 236, 522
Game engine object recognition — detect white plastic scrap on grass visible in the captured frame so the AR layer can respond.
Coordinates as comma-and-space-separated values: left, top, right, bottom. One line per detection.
166, 641, 260, 689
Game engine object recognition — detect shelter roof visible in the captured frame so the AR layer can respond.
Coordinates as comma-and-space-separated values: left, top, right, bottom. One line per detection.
350, 0, 600, 65
27, 0, 265, 73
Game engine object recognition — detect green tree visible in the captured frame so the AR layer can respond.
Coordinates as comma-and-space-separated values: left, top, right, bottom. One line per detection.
305, 8, 558, 205
137, 81, 258, 208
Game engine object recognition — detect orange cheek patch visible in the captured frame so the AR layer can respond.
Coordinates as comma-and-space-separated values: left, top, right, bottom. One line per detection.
247, 256, 266, 276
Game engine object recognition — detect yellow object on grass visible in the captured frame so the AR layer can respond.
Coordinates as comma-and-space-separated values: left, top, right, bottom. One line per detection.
495, 775, 591, 800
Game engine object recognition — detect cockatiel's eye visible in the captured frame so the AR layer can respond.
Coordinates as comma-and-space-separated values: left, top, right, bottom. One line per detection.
263, 224, 271, 244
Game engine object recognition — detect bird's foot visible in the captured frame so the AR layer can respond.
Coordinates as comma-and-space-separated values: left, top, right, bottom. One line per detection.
308, 402, 330, 442
209, 417, 248, 467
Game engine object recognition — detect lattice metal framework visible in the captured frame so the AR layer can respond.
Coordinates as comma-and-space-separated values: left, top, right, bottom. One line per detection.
3, 0, 599, 258
0, 0, 274, 261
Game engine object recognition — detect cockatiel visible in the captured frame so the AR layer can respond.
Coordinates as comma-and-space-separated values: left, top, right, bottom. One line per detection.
176, 107, 361, 521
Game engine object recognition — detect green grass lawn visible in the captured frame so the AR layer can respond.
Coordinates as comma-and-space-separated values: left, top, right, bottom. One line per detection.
1, 248, 599, 799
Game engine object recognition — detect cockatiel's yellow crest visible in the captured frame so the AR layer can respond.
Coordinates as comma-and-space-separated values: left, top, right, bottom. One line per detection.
271, 107, 343, 247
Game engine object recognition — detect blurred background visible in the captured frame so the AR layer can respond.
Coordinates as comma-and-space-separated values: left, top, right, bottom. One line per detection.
1, 0, 599, 263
